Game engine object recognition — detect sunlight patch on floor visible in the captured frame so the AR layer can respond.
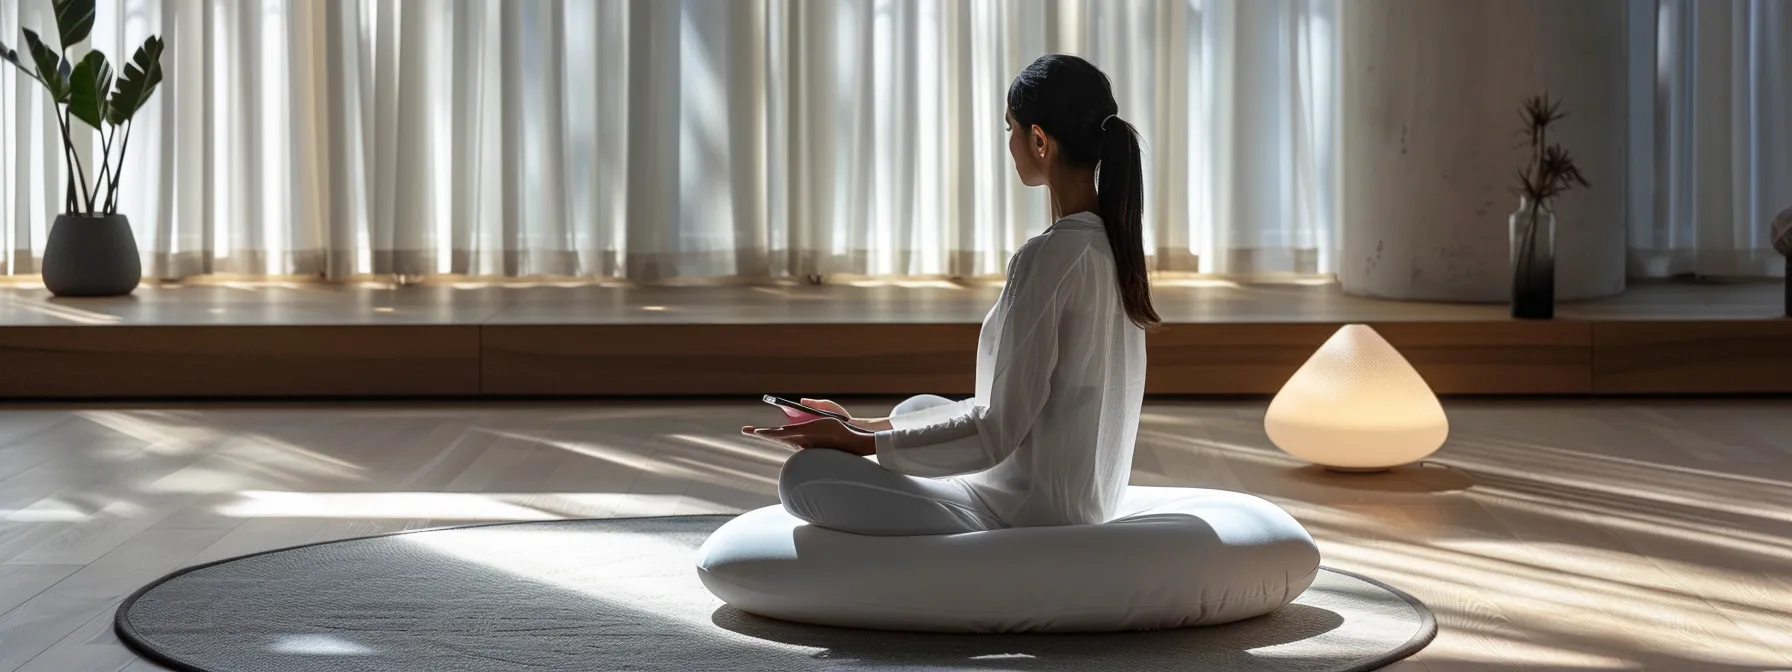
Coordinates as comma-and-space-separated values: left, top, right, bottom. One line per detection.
481, 428, 779, 489
3, 497, 139, 522
399, 525, 807, 656
207, 491, 727, 521
269, 634, 376, 656
219, 492, 561, 520
666, 433, 788, 465
1317, 530, 1792, 667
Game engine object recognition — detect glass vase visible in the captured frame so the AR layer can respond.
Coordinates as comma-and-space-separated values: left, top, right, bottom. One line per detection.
1509, 197, 1555, 320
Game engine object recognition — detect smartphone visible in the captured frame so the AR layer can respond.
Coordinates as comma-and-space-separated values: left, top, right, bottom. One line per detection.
762, 395, 851, 422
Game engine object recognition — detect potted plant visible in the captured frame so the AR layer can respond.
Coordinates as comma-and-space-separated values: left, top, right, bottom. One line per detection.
1508, 94, 1590, 320
1, 0, 163, 297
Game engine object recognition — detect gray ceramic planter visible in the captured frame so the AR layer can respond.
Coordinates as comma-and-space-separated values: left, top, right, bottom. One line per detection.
43, 214, 142, 297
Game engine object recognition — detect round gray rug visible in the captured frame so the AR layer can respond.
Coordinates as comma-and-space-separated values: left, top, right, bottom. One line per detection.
117, 516, 1434, 671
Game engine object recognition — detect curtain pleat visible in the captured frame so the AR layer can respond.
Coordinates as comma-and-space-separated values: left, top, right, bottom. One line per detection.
0, 0, 1354, 282
1630, 0, 1791, 279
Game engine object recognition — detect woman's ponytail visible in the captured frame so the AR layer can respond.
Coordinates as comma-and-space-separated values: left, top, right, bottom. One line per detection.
1097, 116, 1160, 330
1008, 54, 1159, 331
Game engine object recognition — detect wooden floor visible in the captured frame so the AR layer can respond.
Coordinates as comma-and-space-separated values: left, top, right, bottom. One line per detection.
0, 398, 1789, 671
1, 279, 1788, 398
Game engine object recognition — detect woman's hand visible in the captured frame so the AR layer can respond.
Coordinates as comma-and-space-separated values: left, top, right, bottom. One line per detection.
743, 418, 877, 456
780, 398, 891, 431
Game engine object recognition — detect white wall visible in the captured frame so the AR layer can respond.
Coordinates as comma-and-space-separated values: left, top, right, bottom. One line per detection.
1339, 0, 1629, 301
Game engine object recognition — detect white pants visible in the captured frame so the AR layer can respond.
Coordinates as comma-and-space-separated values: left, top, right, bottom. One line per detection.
777, 395, 1006, 536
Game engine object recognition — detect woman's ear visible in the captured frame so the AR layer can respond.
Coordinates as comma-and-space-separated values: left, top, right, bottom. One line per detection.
1032, 126, 1048, 160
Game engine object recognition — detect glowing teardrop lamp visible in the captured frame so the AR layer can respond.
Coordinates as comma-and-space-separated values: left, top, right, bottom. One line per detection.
1264, 324, 1448, 472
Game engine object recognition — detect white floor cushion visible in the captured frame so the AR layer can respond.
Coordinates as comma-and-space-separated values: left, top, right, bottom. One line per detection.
695, 486, 1320, 633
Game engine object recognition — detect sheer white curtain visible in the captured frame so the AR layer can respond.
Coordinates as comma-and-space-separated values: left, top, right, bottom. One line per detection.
1, 0, 1339, 282
1630, 0, 1791, 279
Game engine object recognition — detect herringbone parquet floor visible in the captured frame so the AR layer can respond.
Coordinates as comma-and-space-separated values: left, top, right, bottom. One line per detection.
1, 398, 1789, 671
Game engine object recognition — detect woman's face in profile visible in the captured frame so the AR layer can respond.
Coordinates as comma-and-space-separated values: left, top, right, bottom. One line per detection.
1006, 109, 1048, 187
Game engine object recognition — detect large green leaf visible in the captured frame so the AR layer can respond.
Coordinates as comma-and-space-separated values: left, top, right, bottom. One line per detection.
106, 35, 162, 126
53, 0, 96, 52
21, 29, 71, 103
69, 51, 111, 129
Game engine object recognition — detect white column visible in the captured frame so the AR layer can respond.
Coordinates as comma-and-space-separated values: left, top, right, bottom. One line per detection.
1339, 0, 1628, 302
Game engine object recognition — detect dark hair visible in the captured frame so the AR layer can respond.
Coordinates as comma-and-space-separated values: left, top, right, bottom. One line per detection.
1006, 54, 1160, 330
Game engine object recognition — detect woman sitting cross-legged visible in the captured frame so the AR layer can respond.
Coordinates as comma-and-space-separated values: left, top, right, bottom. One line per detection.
743, 54, 1157, 536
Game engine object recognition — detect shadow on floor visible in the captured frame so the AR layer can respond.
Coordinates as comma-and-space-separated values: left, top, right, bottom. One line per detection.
708, 603, 1346, 670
